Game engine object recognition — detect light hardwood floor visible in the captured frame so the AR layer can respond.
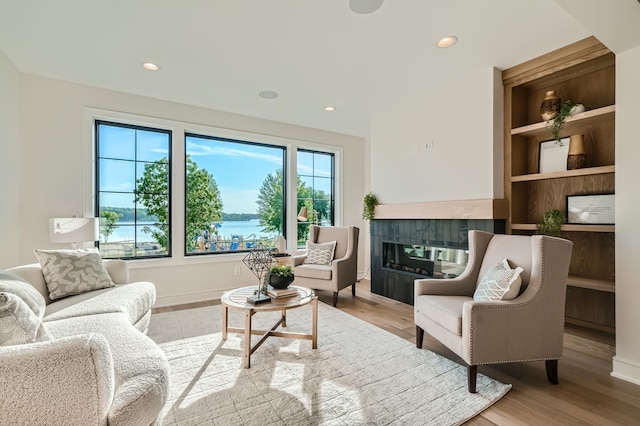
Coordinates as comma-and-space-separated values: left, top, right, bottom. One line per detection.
154, 280, 640, 425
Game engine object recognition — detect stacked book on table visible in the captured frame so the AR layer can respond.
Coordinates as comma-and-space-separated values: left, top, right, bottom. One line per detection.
266, 286, 298, 300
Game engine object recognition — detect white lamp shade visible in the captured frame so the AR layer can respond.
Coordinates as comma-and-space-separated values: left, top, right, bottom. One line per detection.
49, 217, 99, 244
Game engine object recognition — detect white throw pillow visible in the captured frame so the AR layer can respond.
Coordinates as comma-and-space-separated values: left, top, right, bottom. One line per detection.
34, 248, 114, 301
0, 292, 53, 346
473, 259, 524, 302
0, 270, 47, 319
303, 241, 337, 265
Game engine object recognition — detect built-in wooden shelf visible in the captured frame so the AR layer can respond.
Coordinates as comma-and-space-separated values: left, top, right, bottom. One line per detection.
511, 165, 615, 182
567, 276, 615, 293
374, 199, 509, 220
511, 223, 615, 233
511, 105, 615, 139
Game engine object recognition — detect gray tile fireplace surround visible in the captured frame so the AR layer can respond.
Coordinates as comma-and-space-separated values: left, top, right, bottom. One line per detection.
370, 219, 505, 305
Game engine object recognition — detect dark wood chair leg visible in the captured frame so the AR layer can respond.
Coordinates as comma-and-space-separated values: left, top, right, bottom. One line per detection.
352, 283, 356, 297
332, 292, 338, 307
416, 326, 424, 348
546, 359, 559, 384
468, 365, 478, 393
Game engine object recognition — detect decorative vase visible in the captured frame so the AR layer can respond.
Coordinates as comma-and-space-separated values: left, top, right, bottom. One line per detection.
269, 275, 294, 289
540, 90, 561, 121
567, 134, 588, 170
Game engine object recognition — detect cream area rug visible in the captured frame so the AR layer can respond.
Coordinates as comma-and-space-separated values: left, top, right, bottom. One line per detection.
148, 303, 510, 425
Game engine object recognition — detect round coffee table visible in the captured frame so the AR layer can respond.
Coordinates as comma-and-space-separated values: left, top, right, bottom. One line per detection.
221, 285, 318, 368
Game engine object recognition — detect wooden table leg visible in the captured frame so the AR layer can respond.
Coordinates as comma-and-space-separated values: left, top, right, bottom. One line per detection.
282, 309, 287, 327
311, 297, 318, 349
222, 305, 228, 340
244, 309, 253, 368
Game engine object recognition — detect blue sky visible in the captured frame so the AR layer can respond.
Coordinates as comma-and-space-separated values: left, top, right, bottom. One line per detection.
99, 124, 331, 214
186, 136, 284, 213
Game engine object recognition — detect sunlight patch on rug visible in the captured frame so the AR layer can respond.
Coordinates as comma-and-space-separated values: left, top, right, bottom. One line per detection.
148, 303, 510, 425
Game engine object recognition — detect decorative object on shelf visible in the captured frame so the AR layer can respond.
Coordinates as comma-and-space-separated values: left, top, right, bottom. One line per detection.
540, 90, 561, 121
242, 243, 274, 304
539, 138, 569, 173
570, 103, 586, 115
546, 100, 578, 144
264, 265, 295, 289
567, 134, 588, 170
362, 192, 379, 221
536, 209, 564, 237
567, 194, 615, 224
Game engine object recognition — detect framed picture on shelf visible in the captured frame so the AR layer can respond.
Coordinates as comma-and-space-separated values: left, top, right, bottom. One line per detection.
566, 193, 615, 224
539, 138, 569, 173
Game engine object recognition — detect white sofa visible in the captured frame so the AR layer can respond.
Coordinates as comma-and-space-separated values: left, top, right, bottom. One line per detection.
0, 260, 169, 426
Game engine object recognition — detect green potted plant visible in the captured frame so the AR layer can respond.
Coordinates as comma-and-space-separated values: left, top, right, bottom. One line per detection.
362, 192, 379, 221
546, 100, 578, 145
536, 209, 564, 237
264, 265, 294, 289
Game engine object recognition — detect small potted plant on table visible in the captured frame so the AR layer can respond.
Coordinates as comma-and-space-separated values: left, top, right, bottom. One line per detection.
264, 265, 295, 289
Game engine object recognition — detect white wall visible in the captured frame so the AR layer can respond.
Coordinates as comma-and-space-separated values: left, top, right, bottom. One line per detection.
17, 75, 365, 307
370, 66, 501, 204
0, 50, 21, 268
612, 45, 640, 385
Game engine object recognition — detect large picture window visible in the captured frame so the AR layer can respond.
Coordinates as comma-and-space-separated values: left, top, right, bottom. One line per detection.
95, 121, 171, 258
185, 133, 286, 255
297, 149, 335, 246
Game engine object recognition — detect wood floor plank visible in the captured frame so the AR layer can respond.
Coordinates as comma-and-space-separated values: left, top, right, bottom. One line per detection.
153, 279, 640, 425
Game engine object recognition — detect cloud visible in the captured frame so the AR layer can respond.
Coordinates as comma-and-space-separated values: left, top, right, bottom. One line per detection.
186, 140, 282, 166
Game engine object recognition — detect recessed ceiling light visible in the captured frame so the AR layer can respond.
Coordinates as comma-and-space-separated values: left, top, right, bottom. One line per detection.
258, 90, 279, 100
349, 0, 384, 14
142, 62, 160, 71
436, 35, 458, 48
324, 106, 337, 112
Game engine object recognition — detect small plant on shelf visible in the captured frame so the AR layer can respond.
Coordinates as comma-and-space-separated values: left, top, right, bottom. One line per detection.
362, 192, 379, 221
546, 100, 578, 145
536, 209, 564, 237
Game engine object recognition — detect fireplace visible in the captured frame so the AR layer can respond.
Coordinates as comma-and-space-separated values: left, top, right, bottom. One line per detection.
370, 218, 504, 305
383, 242, 468, 279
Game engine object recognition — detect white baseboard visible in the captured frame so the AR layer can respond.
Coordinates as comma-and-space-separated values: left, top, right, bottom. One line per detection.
155, 289, 226, 308
611, 355, 640, 386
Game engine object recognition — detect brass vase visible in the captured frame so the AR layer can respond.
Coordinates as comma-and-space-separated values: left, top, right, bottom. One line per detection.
540, 90, 561, 121
567, 134, 588, 170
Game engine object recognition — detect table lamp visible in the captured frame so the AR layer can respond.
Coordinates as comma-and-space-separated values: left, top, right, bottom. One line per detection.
49, 217, 100, 249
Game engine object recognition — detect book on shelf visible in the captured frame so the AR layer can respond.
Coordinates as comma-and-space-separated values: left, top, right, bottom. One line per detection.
266, 286, 298, 299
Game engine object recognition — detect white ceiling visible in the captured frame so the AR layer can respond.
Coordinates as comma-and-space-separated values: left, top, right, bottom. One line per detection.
1, 0, 638, 137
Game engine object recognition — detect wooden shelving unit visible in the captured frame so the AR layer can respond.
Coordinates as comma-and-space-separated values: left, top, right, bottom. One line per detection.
503, 37, 616, 334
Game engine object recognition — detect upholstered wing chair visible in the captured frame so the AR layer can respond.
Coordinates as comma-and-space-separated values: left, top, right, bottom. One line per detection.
414, 230, 573, 392
292, 225, 359, 307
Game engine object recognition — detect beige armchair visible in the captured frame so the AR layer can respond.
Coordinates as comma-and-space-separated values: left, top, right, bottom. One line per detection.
414, 230, 573, 392
292, 225, 359, 307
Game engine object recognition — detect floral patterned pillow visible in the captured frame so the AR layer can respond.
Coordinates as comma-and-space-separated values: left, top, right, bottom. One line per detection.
34, 248, 114, 301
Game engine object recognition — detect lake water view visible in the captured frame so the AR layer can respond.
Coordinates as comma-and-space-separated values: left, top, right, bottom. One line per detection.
105, 219, 277, 244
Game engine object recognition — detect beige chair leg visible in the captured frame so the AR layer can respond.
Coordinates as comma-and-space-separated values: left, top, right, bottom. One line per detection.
468, 365, 477, 393
332, 292, 338, 307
